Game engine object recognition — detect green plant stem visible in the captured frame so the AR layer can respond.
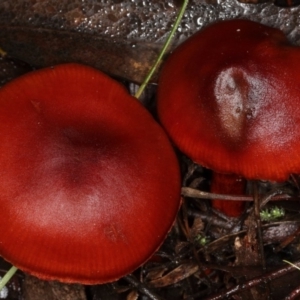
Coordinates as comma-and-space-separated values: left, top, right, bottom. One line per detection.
0, 266, 17, 291
134, 0, 189, 99
283, 260, 300, 271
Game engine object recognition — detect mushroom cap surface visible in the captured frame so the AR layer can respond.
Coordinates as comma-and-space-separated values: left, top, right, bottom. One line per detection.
0, 63, 181, 284
157, 19, 300, 181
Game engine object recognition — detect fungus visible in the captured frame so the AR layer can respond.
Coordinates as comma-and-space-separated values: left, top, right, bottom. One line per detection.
157, 19, 300, 217
0, 63, 181, 284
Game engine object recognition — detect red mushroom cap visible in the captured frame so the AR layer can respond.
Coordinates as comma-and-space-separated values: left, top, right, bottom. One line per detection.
157, 19, 300, 181
0, 63, 181, 284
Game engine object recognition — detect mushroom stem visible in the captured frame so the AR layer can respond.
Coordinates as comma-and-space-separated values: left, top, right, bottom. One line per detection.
210, 173, 247, 217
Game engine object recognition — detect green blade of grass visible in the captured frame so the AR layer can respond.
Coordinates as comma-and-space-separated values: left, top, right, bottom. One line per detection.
134, 0, 189, 99
0, 266, 18, 291
283, 260, 300, 271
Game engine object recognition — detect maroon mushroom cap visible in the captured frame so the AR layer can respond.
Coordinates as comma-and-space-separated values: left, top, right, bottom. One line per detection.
0, 63, 181, 284
157, 19, 300, 182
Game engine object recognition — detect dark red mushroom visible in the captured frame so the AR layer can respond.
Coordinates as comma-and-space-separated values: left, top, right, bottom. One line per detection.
157, 19, 300, 217
0, 63, 181, 284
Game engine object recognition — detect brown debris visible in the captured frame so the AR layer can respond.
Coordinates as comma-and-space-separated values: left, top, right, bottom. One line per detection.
22, 275, 86, 300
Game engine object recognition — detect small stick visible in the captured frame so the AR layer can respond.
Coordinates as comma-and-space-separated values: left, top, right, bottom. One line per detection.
124, 275, 164, 300
284, 286, 300, 300
182, 187, 292, 202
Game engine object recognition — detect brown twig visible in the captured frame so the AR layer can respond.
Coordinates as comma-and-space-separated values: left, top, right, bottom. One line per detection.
124, 275, 164, 300
182, 187, 293, 202
284, 286, 300, 300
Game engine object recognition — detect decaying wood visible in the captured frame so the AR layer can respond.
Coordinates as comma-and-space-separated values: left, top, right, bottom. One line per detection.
0, 27, 162, 84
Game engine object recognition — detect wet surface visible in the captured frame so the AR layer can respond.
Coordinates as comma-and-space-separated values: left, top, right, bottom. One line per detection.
1, 0, 300, 43
1, 0, 300, 82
